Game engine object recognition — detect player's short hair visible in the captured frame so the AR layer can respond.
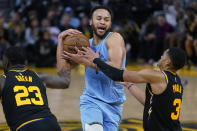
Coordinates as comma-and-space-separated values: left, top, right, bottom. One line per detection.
167, 47, 186, 70
4, 46, 26, 65
90, 5, 113, 19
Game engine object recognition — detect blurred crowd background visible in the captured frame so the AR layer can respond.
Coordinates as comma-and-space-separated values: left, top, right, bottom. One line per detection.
0, 0, 197, 68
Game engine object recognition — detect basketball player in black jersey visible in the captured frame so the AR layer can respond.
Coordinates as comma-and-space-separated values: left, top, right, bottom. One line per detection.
79, 47, 186, 131
0, 46, 61, 131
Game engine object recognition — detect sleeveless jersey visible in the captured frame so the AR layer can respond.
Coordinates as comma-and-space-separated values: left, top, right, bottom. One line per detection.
2, 69, 53, 130
82, 32, 126, 104
143, 71, 183, 131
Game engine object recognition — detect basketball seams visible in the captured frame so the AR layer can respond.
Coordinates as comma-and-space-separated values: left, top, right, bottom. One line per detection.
63, 33, 90, 54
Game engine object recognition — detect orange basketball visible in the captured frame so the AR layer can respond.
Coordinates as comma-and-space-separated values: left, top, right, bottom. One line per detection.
63, 33, 90, 54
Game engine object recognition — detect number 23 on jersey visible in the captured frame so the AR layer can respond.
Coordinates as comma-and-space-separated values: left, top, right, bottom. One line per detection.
13, 86, 44, 106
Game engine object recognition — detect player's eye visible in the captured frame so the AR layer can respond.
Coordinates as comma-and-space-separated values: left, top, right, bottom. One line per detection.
97, 18, 101, 20
105, 19, 109, 22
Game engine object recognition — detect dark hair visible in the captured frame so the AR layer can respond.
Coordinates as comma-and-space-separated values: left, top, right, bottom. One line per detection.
4, 46, 26, 65
167, 47, 186, 70
90, 5, 113, 19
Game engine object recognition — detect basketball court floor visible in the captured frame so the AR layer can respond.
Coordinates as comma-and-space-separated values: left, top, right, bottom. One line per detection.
0, 65, 196, 131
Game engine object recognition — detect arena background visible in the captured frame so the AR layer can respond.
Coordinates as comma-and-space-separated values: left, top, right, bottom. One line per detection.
0, 0, 197, 130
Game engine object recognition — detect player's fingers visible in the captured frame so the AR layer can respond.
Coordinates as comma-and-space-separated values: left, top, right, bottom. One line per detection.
87, 47, 95, 53
78, 50, 86, 55
82, 47, 89, 52
82, 47, 95, 55
74, 46, 80, 52
61, 54, 71, 60
74, 46, 83, 55
119, 82, 134, 87
72, 30, 82, 34
59, 29, 81, 38
63, 51, 73, 57
68, 29, 81, 35
83, 54, 90, 59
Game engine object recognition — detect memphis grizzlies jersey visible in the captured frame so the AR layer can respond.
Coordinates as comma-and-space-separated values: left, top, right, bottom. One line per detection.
82, 32, 126, 104
143, 71, 183, 131
2, 69, 53, 130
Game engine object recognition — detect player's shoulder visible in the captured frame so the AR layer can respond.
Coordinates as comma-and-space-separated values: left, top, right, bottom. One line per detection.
106, 32, 124, 46
109, 32, 123, 39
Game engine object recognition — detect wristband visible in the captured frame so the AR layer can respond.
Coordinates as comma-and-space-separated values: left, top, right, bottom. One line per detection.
127, 83, 134, 90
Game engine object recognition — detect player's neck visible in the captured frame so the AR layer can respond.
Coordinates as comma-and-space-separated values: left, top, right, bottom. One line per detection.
163, 67, 176, 74
93, 34, 102, 46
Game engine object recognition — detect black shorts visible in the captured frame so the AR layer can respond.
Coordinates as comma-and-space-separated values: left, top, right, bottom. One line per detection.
16, 115, 61, 131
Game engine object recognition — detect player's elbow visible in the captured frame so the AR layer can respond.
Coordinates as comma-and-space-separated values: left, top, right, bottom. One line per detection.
60, 79, 70, 89
57, 70, 71, 89
56, 76, 70, 89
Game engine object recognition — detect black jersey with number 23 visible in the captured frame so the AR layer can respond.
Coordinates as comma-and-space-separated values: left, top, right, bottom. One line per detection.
2, 69, 54, 130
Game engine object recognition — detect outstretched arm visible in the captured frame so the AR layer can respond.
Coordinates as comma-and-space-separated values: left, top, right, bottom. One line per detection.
92, 58, 167, 94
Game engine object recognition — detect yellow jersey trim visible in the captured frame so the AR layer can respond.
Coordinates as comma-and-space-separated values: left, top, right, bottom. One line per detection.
148, 87, 153, 96
168, 70, 176, 75
16, 118, 43, 131
162, 71, 168, 84
9, 69, 27, 72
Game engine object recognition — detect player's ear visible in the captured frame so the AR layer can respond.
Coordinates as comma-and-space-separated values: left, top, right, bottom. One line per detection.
166, 59, 172, 68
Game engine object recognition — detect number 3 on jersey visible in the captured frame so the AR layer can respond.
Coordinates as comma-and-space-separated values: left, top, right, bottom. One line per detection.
14, 86, 44, 106
171, 98, 181, 120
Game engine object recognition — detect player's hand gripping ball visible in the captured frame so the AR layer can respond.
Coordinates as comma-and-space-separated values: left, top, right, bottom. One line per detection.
63, 33, 90, 68
63, 33, 90, 54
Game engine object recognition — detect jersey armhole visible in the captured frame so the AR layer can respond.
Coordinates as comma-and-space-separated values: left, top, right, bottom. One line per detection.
162, 71, 168, 84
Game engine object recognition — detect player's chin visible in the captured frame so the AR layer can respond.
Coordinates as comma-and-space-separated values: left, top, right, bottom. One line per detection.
96, 31, 106, 38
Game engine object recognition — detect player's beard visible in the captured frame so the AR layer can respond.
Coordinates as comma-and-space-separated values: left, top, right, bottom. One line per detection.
91, 24, 111, 39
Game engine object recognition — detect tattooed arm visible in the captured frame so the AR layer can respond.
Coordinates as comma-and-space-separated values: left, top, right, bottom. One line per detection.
39, 29, 81, 89
39, 70, 71, 89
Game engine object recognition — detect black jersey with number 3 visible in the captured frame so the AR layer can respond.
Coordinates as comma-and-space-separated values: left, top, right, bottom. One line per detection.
143, 71, 183, 131
2, 69, 53, 130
